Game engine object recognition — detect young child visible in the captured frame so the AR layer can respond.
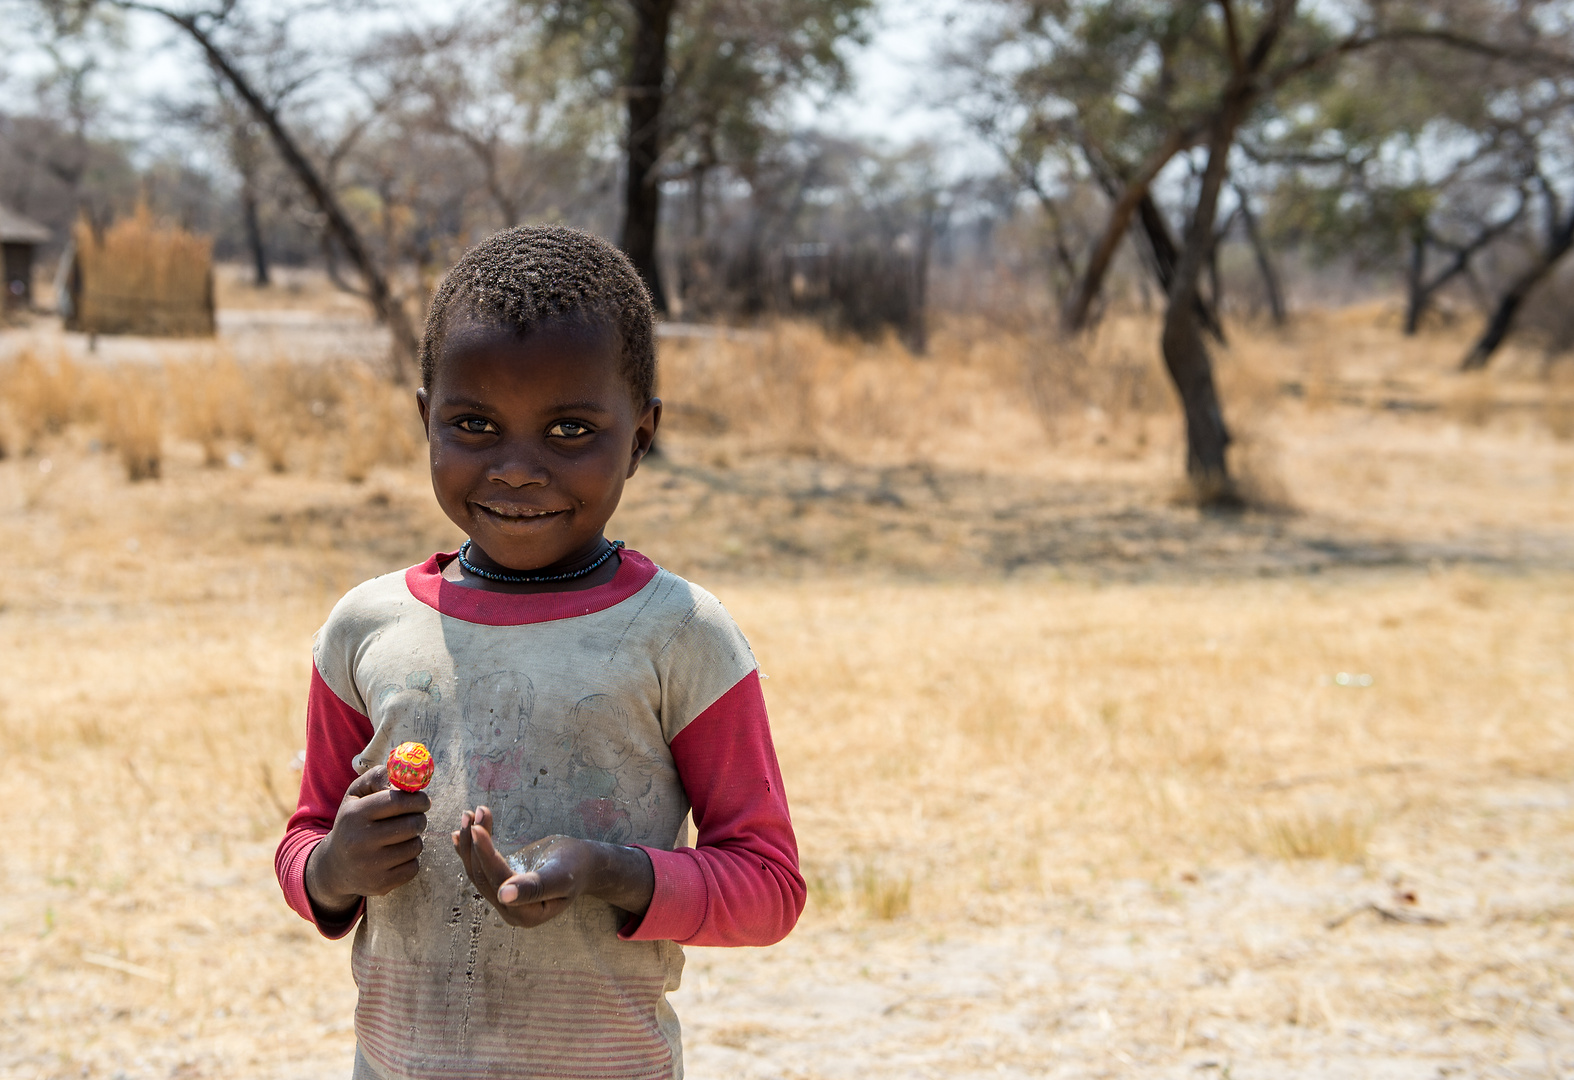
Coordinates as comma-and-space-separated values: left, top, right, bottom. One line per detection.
275, 226, 804, 1080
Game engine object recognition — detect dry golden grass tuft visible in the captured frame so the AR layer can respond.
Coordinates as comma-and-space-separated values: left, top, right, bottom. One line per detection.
340, 364, 419, 483
97, 367, 165, 481
2, 345, 83, 455
169, 350, 255, 467
0, 346, 422, 483
1254, 812, 1374, 863
657, 316, 1174, 470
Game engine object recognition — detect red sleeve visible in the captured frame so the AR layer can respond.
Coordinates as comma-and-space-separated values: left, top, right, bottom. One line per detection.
621, 670, 805, 946
274, 664, 374, 939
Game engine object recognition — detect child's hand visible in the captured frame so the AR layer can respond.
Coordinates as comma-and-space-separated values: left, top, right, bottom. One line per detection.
305, 764, 432, 917
452, 806, 654, 929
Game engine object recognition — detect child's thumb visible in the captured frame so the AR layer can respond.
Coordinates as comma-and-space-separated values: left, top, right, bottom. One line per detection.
346, 765, 390, 799
499, 873, 544, 906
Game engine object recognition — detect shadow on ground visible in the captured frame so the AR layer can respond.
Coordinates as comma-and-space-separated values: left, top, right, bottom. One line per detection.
624, 455, 1573, 581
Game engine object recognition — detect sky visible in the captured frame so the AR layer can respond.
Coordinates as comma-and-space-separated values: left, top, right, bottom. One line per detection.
7, 0, 992, 173
814, 1, 971, 145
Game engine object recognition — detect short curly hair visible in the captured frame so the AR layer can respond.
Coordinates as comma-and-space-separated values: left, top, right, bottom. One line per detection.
419, 225, 656, 401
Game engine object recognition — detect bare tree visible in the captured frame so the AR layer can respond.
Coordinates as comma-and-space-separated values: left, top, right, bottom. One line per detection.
374, 14, 617, 233
45, 0, 422, 377
954, 0, 1574, 502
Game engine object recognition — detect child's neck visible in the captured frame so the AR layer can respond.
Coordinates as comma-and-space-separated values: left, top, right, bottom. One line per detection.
438, 542, 623, 595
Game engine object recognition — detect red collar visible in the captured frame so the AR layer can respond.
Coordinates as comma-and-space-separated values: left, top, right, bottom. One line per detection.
404, 549, 659, 626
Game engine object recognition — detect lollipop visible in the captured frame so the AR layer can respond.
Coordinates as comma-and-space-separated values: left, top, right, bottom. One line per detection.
387, 741, 435, 792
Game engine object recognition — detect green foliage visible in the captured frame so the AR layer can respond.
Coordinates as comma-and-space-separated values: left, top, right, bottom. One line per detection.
523, 0, 875, 173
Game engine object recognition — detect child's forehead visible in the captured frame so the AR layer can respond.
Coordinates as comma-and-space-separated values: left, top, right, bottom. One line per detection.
429, 313, 637, 408
441, 310, 617, 356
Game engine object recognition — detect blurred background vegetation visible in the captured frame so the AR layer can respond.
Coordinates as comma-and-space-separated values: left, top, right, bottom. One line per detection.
6, 0, 1574, 499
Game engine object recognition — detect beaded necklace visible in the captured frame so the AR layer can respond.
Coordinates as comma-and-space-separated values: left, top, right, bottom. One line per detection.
457, 539, 624, 584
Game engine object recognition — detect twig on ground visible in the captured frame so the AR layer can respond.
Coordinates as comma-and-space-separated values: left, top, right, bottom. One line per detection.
258, 762, 293, 821
82, 952, 163, 981
1258, 761, 1428, 792
1325, 902, 1447, 930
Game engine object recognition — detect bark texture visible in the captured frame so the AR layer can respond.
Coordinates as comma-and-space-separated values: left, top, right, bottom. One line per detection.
621, 0, 675, 314
1160, 1, 1293, 505
1461, 214, 1574, 369
241, 182, 270, 287
131, 2, 419, 380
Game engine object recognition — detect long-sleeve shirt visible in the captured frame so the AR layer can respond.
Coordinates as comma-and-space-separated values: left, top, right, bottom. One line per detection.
274, 550, 804, 1080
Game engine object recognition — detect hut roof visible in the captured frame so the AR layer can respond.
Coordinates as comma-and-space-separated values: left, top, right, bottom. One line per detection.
0, 204, 52, 245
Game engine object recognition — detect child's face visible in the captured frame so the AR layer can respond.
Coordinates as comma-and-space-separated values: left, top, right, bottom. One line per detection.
416, 317, 660, 573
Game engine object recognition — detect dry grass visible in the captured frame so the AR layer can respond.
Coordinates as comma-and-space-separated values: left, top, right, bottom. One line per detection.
1255, 812, 1374, 863
0, 347, 421, 483
1, 306, 1572, 1077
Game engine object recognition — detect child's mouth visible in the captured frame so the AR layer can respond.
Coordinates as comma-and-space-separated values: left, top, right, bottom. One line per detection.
475, 503, 565, 525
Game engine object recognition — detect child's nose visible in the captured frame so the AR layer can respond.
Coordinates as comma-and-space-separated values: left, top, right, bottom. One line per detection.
486, 441, 550, 487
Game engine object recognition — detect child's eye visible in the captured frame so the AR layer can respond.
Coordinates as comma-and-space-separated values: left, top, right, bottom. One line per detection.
547, 421, 591, 438
456, 418, 498, 435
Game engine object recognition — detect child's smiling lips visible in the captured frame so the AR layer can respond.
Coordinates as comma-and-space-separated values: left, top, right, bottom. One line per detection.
473, 501, 567, 525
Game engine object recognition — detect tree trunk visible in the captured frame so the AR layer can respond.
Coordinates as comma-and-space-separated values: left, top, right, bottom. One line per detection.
1157, 2, 1296, 504
1135, 193, 1225, 342
1404, 230, 1427, 335
1462, 235, 1573, 369
241, 181, 270, 287
1206, 229, 1224, 326
621, 0, 675, 315
1162, 108, 1251, 505
1237, 190, 1285, 325
138, 4, 419, 381
1064, 131, 1187, 332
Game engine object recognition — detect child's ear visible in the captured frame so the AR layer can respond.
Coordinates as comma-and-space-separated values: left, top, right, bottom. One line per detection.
416, 387, 431, 435
628, 398, 662, 477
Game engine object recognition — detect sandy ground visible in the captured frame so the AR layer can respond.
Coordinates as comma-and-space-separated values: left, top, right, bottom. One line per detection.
1, 305, 1571, 1079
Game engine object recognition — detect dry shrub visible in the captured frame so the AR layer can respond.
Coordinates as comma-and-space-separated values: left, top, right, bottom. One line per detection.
857, 864, 912, 921
657, 315, 1169, 465
660, 324, 826, 454
341, 364, 419, 483
96, 368, 164, 481
168, 350, 254, 466
247, 361, 299, 473
1255, 811, 1371, 863
1023, 315, 1169, 444
3, 345, 83, 453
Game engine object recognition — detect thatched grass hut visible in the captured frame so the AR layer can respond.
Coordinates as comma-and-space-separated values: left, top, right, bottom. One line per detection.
64, 203, 215, 336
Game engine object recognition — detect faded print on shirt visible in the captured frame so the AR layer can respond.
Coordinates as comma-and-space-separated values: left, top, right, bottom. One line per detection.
314, 560, 755, 1080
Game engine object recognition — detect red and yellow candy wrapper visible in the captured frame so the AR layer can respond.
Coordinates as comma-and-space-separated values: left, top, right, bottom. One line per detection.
387, 741, 435, 792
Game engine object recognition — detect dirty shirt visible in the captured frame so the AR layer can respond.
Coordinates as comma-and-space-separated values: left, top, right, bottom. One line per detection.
274, 550, 804, 1080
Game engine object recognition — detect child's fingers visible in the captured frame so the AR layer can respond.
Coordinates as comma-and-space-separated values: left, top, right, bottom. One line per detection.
451, 810, 475, 855
345, 765, 391, 799
378, 836, 424, 869
468, 822, 514, 890
380, 855, 421, 890
357, 788, 432, 821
